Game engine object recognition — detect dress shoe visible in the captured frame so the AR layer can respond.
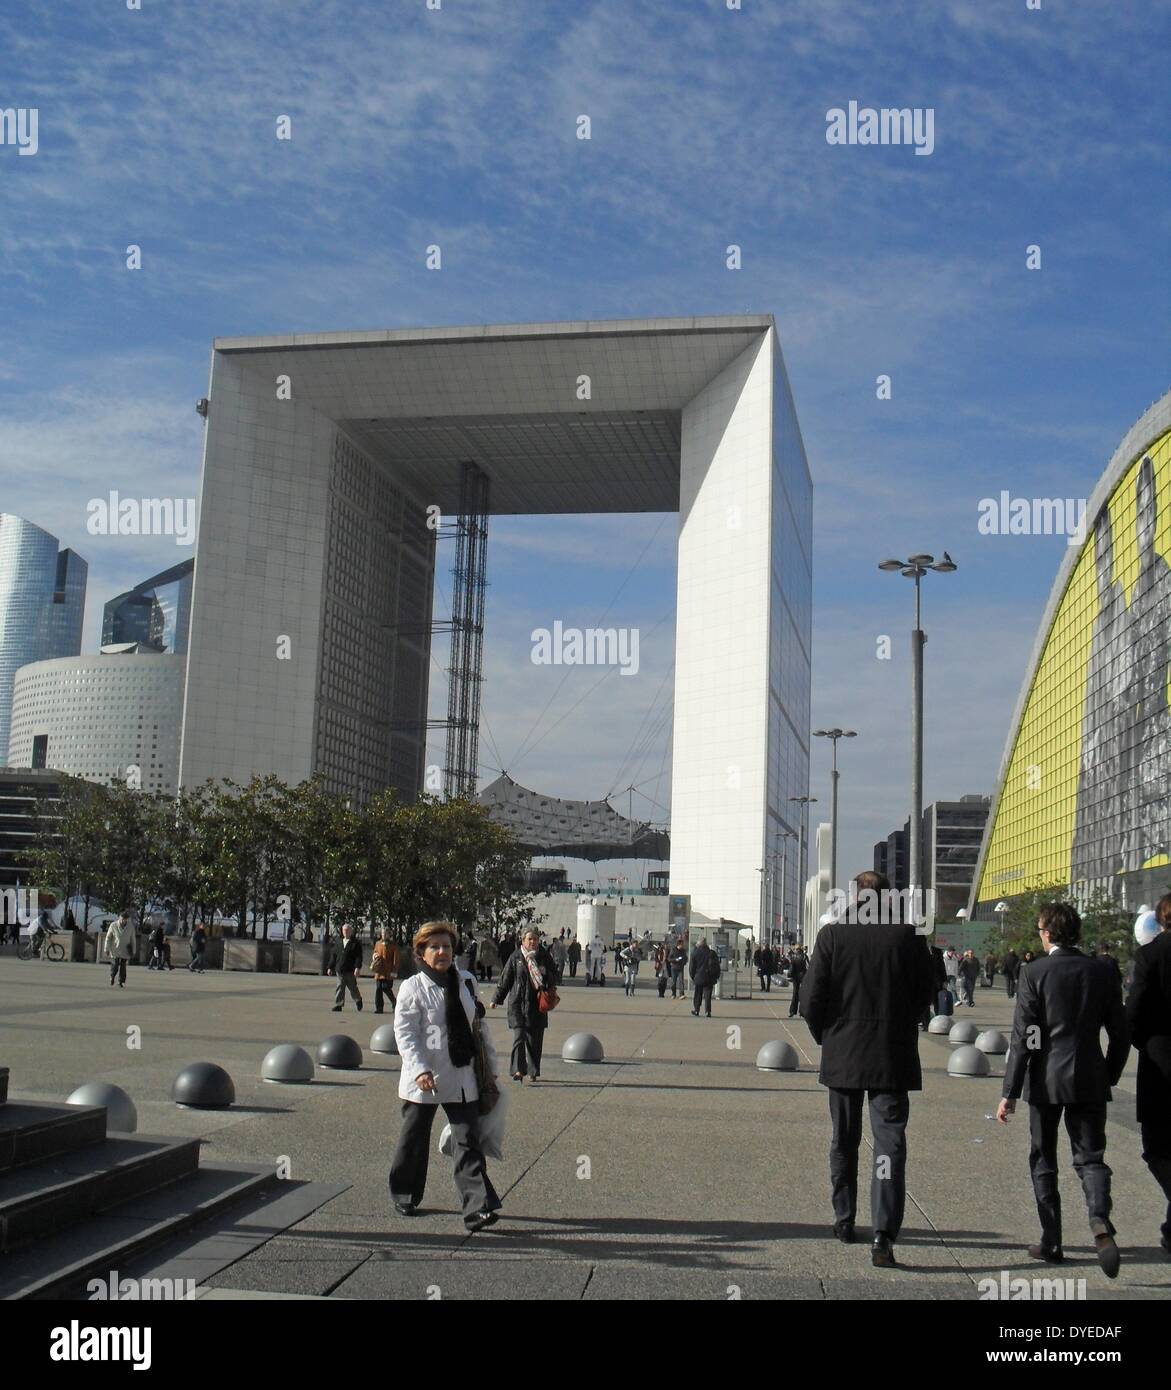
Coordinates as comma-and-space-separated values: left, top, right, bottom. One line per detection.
1091, 1224, 1121, 1278
871, 1234, 897, 1268
466, 1208, 499, 1232
330, 1004, 342, 1011
356, 999, 363, 1011
393, 1202, 416, 1216
833, 1221, 856, 1245
1027, 1244, 1064, 1263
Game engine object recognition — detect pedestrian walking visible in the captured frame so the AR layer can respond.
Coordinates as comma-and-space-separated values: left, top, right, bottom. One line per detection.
148, 922, 174, 971
585, 934, 606, 986
330, 923, 364, 1012
1002, 948, 1020, 998
654, 943, 670, 998
189, 921, 208, 972
983, 951, 997, 989
491, 925, 556, 1081
620, 940, 642, 996
668, 938, 688, 998
477, 934, 499, 982
567, 937, 581, 978
372, 927, 399, 1014
920, 943, 947, 1030
104, 911, 138, 988
690, 939, 719, 1017
997, 902, 1129, 1276
800, 870, 935, 1268
788, 946, 808, 1018
389, 921, 501, 1230
550, 935, 567, 985
959, 949, 980, 1007
1124, 893, 1171, 1257
943, 949, 959, 1004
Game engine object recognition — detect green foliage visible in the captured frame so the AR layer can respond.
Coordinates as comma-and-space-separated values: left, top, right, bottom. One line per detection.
987, 880, 1139, 967
27, 775, 536, 941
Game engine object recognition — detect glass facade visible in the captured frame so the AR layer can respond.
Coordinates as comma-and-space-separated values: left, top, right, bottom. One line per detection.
765, 361, 814, 938
975, 419, 1171, 910
102, 558, 194, 655
0, 514, 87, 765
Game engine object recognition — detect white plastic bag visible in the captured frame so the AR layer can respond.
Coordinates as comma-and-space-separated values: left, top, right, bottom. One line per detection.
436, 1086, 508, 1162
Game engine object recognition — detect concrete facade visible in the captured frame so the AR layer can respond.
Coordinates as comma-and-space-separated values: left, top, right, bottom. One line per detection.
181, 316, 812, 930
9, 652, 184, 795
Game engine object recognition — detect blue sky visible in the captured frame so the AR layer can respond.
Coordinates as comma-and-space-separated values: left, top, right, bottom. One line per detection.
1, 0, 1168, 896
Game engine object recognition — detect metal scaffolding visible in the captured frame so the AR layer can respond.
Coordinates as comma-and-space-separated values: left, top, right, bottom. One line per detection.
443, 461, 490, 799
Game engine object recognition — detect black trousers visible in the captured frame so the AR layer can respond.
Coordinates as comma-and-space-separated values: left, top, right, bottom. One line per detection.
658, 974, 668, 997
1028, 1101, 1112, 1248
109, 957, 128, 985
827, 1088, 910, 1238
961, 978, 975, 1006
374, 979, 395, 1012
758, 969, 771, 991
569, 961, 578, 977
693, 982, 713, 1015
671, 969, 685, 997
1006, 976, 1017, 998
388, 1099, 500, 1222
1140, 1115, 1171, 1241
511, 1024, 544, 1077
789, 978, 803, 1016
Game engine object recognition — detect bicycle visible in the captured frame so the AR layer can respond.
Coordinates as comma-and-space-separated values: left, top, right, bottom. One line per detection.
17, 928, 65, 962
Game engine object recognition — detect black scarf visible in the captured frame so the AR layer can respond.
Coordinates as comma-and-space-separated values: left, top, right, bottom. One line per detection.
420, 963, 474, 1069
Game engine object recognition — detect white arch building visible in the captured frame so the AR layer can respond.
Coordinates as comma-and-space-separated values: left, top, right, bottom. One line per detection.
180, 315, 813, 930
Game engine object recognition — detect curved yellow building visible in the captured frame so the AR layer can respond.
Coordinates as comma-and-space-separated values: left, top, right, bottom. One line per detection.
971, 391, 1171, 915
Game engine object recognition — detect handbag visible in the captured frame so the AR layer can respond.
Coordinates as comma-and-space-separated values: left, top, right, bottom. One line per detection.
471, 1017, 499, 1115
538, 986, 560, 1013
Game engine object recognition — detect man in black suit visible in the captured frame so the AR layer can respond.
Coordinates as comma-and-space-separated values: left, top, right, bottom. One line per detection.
801, 870, 936, 1268
787, 946, 808, 1018
1002, 948, 1020, 998
997, 902, 1129, 1276
1125, 893, 1171, 1256
690, 939, 718, 1017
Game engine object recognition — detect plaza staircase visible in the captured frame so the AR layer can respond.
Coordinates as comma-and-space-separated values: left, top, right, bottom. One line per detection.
0, 1064, 281, 1299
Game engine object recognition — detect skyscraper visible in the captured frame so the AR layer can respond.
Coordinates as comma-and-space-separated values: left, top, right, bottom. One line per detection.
0, 515, 87, 765
102, 558, 194, 655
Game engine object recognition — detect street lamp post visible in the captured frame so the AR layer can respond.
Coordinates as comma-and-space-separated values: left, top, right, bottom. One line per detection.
812, 728, 856, 897
878, 552, 957, 916
788, 795, 818, 946
995, 899, 1009, 942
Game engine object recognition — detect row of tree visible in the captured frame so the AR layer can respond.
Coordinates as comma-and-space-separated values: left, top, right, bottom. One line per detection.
28, 775, 543, 941
980, 880, 1147, 966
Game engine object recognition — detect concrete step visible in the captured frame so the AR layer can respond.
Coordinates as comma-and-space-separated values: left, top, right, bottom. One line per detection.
0, 1134, 201, 1253
0, 1162, 280, 1301
0, 1102, 106, 1175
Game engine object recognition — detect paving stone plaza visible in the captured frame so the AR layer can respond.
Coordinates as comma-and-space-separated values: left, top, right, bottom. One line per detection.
3, 950, 1167, 1303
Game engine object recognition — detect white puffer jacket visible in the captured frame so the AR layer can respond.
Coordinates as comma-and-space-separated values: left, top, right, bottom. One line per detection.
393, 967, 498, 1104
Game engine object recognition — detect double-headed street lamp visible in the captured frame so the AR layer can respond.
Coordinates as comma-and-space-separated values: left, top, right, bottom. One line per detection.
812, 728, 856, 897
878, 552, 957, 910
788, 794, 818, 944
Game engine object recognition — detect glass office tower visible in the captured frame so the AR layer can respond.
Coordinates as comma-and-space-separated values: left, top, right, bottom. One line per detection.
0, 514, 87, 765
102, 558, 194, 655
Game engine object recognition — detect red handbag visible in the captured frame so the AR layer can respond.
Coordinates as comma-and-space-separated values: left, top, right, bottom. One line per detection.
538, 986, 560, 1013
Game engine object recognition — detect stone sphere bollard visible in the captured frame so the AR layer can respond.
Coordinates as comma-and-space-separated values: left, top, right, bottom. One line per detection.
67, 1082, 137, 1133
316, 1034, 363, 1070
755, 1040, 800, 1071
172, 1062, 235, 1108
947, 1044, 991, 1078
261, 1044, 314, 1084
976, 1029, 1009, 1055
928, 1014, 953, 1034
948, 1020, 980, 1045
369, 1025, 399, 1055
561, 1032, 605, 1063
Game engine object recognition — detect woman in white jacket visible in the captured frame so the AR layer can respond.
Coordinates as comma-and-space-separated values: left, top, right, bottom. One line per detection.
389, 921, 502, 1231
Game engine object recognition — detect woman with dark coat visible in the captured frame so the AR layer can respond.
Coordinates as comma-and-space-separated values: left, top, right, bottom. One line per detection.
491, 927, 555, 1082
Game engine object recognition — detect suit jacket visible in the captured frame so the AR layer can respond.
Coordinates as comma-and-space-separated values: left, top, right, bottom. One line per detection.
1002, 947, 1129, 1105
1125, 930, 1171, 1123
800, 922, 935, 1091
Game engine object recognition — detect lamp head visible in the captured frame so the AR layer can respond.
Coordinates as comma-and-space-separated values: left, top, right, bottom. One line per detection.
878, 559, 903, 572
